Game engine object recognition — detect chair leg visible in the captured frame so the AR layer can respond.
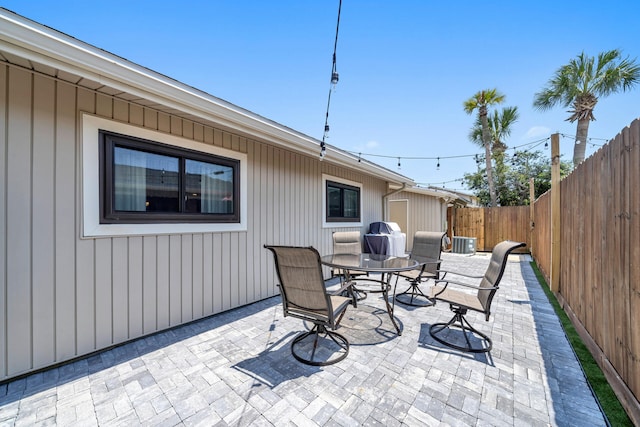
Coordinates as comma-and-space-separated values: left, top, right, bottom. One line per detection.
429, 307, 492, 353
291, 324, 349, 366
394, 279, 433, 307
350, 286, 368, 301
339, 271, 368, 301
336, 305, 351, 326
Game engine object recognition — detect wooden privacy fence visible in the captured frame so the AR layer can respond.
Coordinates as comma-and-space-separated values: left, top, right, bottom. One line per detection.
530, 123, 640, 424
532, 191, 551, 282
448, 205, 531, 252
448, 123, 640, 422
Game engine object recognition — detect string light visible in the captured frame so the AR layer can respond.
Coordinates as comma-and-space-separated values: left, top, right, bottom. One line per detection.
319, 0, 342, 160
331, 71, 339, 88
415, 178, 465, 187
343, 136, 553, 163
348, 134, 570, 189
560, 133, 606, 147
328, 132, 606, 187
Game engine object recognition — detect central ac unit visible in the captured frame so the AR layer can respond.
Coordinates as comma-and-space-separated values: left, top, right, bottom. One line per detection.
452, 236, 477, 254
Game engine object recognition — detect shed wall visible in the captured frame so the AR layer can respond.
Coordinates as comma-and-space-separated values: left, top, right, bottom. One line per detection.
0, 66, 388, 380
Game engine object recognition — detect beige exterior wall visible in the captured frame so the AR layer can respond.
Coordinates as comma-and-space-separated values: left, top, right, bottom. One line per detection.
387, 191, 447, 251
0, 66, 388, 381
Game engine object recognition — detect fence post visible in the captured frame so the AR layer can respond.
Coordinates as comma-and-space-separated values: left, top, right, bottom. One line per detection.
550, 133, 561, 293
529, 178, 535, 254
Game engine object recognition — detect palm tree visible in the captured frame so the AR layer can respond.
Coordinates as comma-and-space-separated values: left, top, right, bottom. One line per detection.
464, 89, 505, 207
469, 106, 519, 153
469, 106, 519, 205
533, 49, 640, 167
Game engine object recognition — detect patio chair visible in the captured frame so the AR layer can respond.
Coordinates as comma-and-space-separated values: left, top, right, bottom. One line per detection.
331, 231, 371, 299
394, 231, 445, 307
429, 240, 525, 353
331, 231, 368, 279
264, 245, 355, 366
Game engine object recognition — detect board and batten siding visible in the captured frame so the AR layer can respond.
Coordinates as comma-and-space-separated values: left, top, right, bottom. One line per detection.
387, 191, 447, 251
0, 66, 388, 381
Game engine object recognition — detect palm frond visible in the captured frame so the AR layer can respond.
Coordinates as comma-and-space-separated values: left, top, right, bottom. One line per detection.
464, 88, 506, 115
533, 49, 640, 116
468, 106, 519, 149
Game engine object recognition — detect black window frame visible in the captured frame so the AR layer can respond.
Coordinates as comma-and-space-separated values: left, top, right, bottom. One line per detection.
99, 130, 240, 224
325, 180, 361, 223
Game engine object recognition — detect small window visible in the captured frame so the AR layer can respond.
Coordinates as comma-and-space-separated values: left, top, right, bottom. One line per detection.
100, 131, 239, 223
326, 180, 361, 222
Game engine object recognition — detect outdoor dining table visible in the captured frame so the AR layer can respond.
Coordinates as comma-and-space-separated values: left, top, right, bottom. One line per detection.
320, 253, 430, 335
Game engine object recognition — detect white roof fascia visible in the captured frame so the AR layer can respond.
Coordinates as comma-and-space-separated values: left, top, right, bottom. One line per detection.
0, 9, 413, 186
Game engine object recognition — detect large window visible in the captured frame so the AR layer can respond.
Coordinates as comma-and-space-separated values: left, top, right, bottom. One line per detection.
326, 179, 361, 223
100, 131, 239, 223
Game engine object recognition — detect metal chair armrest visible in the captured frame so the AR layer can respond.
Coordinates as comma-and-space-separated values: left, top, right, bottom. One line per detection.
328, 281, 358, 307
433, 278, 498, 291
436, 269, 484, 279
330, 281, 353, 295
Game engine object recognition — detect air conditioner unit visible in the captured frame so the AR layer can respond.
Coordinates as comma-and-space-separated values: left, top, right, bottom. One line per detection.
452, 236, 477, 254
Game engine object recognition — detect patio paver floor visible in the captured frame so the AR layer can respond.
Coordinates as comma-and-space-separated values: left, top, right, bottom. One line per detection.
0, 253, 607, 426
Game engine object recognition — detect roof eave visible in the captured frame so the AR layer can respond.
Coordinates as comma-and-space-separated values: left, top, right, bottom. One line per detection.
0, 8, 412, 186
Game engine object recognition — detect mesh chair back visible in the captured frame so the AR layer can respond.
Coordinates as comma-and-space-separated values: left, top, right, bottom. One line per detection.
332, 231, 362, 254
411, 231, 445, 276
477, 240, 526, 314
265, 246, 332, 320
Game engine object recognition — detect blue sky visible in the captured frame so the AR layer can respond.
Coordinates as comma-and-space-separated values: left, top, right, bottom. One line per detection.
4, 1, 640, 190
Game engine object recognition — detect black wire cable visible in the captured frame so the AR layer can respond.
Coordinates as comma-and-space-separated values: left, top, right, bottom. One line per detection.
343, 136, 552, 161
343, 132, 608, 165
320, 0, 342, 159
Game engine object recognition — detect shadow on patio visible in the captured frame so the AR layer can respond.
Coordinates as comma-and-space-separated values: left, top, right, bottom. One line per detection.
0, 253, 607, 426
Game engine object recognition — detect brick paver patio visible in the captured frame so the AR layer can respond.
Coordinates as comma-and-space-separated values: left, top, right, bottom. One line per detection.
0, 253, 606, 426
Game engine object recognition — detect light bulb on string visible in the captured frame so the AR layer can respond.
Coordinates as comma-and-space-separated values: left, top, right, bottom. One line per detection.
318, 0, 342, 161
331, 72, 339, 91
436, 157, 440, 170
320, 124, 330, 160
397, 157, 401, 169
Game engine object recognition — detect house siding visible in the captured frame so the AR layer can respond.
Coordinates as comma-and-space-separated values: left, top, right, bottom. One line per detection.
388, 191, 447, 251
0, 66, 388, 381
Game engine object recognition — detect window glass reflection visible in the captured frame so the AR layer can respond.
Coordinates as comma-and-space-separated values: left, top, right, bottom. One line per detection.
114, 146, 179, 212
185, 159, 234, 214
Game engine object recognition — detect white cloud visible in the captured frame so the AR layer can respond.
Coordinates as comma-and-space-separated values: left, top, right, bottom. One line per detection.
365, 140, 379, 149
525, 126, 551, 139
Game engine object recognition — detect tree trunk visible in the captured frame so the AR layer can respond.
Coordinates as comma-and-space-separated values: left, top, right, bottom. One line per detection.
573, 117, 591, 167
480, 109, 497, 206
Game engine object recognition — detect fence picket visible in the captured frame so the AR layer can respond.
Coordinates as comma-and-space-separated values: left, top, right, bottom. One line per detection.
450, 120, 640, 421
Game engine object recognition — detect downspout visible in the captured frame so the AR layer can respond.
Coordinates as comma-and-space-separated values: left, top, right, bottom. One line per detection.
439, 196, 453, 233
439, 196, 453, 251
382, 183, 408, 221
